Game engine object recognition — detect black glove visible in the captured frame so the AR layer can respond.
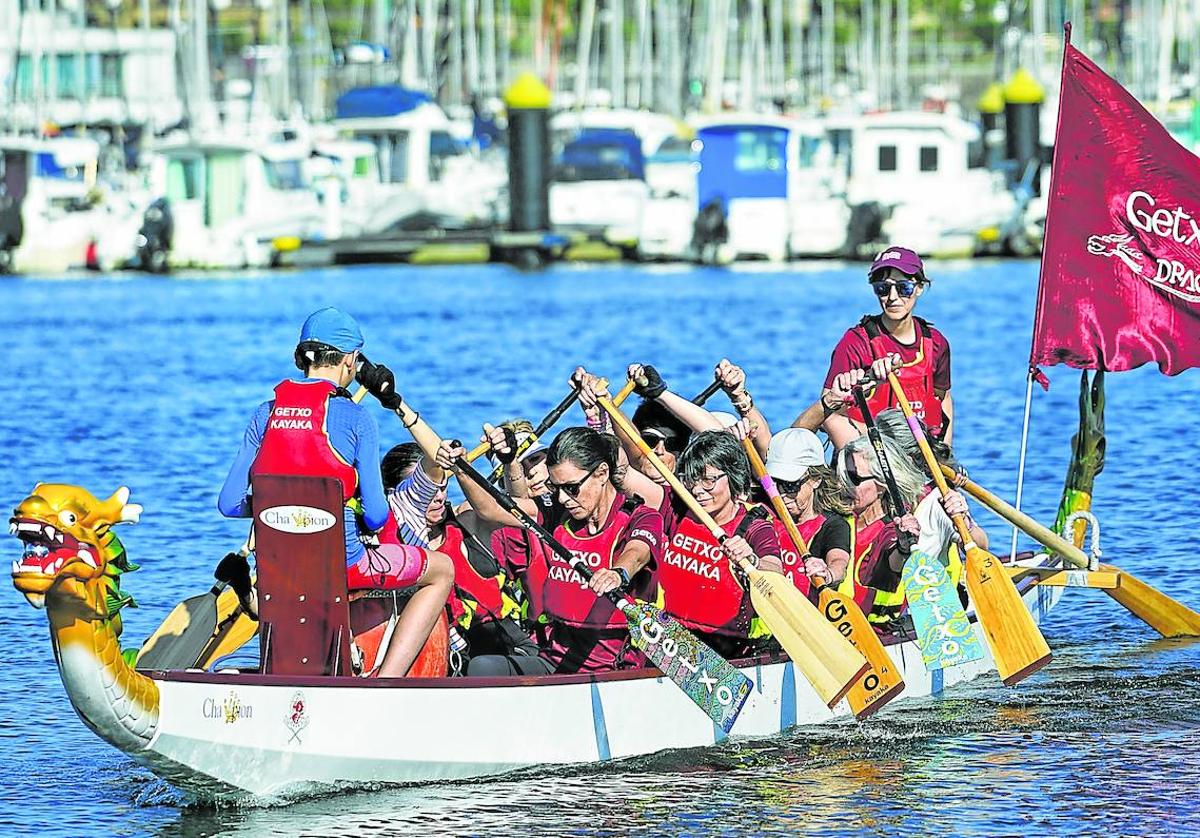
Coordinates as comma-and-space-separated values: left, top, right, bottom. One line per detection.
634, 365, 667, 399
356, 358, 403, 411
215, 551, 253, 601
494, 426, 520, 465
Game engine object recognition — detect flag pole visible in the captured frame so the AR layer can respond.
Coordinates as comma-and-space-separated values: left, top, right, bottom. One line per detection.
1009, 368, 1035, 560
1012, 21, 1071, 561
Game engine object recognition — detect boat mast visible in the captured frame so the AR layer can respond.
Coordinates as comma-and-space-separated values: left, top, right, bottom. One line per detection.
574, 0, 595, 107
609, 0, 624, 108
897, 0, 908, 107
481, 0, 497, 97
464, 0, 479, 101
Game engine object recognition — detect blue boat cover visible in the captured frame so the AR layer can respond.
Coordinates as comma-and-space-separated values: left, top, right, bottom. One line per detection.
697, 124, 789, 204
335, 86, 433, 119
555, 129, 645, 181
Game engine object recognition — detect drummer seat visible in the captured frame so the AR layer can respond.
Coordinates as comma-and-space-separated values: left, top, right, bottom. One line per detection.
251, 474, 353, 676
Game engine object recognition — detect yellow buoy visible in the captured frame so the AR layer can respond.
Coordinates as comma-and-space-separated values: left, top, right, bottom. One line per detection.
978, 82, 1005, 115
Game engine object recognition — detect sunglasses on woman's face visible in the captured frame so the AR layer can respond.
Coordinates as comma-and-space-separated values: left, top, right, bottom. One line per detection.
843, 455, 874, 486
776, 475, 809, 495
870, 278, 919, 298
548, 464, 601, 499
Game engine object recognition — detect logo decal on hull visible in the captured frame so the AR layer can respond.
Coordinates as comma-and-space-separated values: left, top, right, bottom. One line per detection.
285, 691, 309, 744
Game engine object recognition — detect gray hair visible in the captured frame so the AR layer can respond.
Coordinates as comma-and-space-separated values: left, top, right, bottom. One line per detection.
837, 433, 927, 509
873, 408, 961, 473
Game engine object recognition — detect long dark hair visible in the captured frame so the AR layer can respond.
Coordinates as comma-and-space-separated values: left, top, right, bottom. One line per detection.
677, 430, 752, 500
381, 442, 422, 492
547, 426, 619, 486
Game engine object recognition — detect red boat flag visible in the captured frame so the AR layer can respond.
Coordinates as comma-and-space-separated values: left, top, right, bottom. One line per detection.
1031, 32, 1200, 378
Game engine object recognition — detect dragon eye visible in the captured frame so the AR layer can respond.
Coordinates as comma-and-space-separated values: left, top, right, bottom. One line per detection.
58, 510, 77, 527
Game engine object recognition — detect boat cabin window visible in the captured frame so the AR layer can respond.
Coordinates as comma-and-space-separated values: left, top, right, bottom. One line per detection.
429, 130, 466, 182
206, 153, 246, 227
356, 131, 410, 184
733, 128, 787, 174
166, 157, 203, 202
877, 145, 898, 172
264, 158, 307, 190
919, 146, 939, 172
968, 138, 986, 169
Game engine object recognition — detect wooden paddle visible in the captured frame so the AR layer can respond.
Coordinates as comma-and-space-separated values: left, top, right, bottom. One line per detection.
742, 439, 904, 718
596, 394, 868, 708
136, 540, 251, 670
450, 447, 752, 731
747, 436, 902, 703
887, 372, 1052, 685
853, 385, 983, 674
944, 466, 1200, 638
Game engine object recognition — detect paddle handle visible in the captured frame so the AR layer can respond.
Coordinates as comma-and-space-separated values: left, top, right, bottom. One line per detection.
597, 396, 727, 542
943, 465, 1091, 569
612, 378, 637, 408
467, 385, 583, 463
742, 439, 828, 588
692, 379, 722, 406
351, 386, 370, 403
886, 372, 975, 548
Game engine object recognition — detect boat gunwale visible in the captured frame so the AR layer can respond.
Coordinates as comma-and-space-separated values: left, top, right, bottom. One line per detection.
144, 554, 1056, 691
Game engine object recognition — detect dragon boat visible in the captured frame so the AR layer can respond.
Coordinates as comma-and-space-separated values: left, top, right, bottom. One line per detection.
8, 475, 1071, 802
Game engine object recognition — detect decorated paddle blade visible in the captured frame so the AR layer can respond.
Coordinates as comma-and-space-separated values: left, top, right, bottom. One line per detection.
901, 551, 983, 671
624, 601, 752, 733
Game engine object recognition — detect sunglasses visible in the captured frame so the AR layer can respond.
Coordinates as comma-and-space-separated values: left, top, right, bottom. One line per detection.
842, 454, 874, 486
870, 279, 919, 298
548, 464, 601, 499
685, 472, 728, 493
776, 474, 811, 495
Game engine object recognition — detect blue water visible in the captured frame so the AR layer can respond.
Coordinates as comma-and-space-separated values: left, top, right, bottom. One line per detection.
2, 261, 1199, 836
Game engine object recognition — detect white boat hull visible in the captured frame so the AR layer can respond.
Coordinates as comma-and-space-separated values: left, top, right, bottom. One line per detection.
136, 566, 1063, 800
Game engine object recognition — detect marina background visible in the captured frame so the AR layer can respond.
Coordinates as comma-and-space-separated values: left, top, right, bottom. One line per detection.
2, 1, 1200, 274
2, 260, 1199, 834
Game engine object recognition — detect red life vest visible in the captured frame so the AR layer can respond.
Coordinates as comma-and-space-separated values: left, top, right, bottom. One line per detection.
250, 379, 358, 500
661, 504, 772, 637
493, 525, 547, 623
840, 516, 898, 619
441, 524, 506, 621
773, 514, 827, 597
534, 494, 656, 630
844, 315, 945, 437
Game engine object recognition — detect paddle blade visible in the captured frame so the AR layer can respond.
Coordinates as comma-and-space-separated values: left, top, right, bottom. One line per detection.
817, 587, 906, 719
901, 550, 984, 671
626, 601, 752, 733
963, 546, 1052, 686
1099, 563, 1200, 637
746, 567, 868, 708
135, 588, 221, 670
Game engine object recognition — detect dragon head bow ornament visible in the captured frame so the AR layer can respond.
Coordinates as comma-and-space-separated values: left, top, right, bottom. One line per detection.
10, 483, 141, 615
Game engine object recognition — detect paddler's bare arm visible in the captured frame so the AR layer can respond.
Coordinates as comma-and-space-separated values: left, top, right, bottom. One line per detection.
589, 539, 652, 595
392, 401, 448, 484
580, 369, 676, 509
939, 391, 954, 446
715, 359, 771, 457
434, 440, 537, 527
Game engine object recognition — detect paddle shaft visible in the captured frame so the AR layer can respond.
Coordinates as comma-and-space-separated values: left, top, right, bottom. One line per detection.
885, 374, 975, 546
467, 386, 581, 463
940, 466, 1091, 568
852, 385, 910, 524
451, 453, 637, 612
741, 439, 817, 570
692, 379, 722, 406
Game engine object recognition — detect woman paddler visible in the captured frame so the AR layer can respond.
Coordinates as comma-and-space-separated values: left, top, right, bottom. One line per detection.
381, 443, 535, 661
761, 428, 853, 596
577, 373, 783, 659
436, 427, 665, 676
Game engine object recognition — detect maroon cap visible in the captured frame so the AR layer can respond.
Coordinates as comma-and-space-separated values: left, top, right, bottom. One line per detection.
869, 246, 925, 278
